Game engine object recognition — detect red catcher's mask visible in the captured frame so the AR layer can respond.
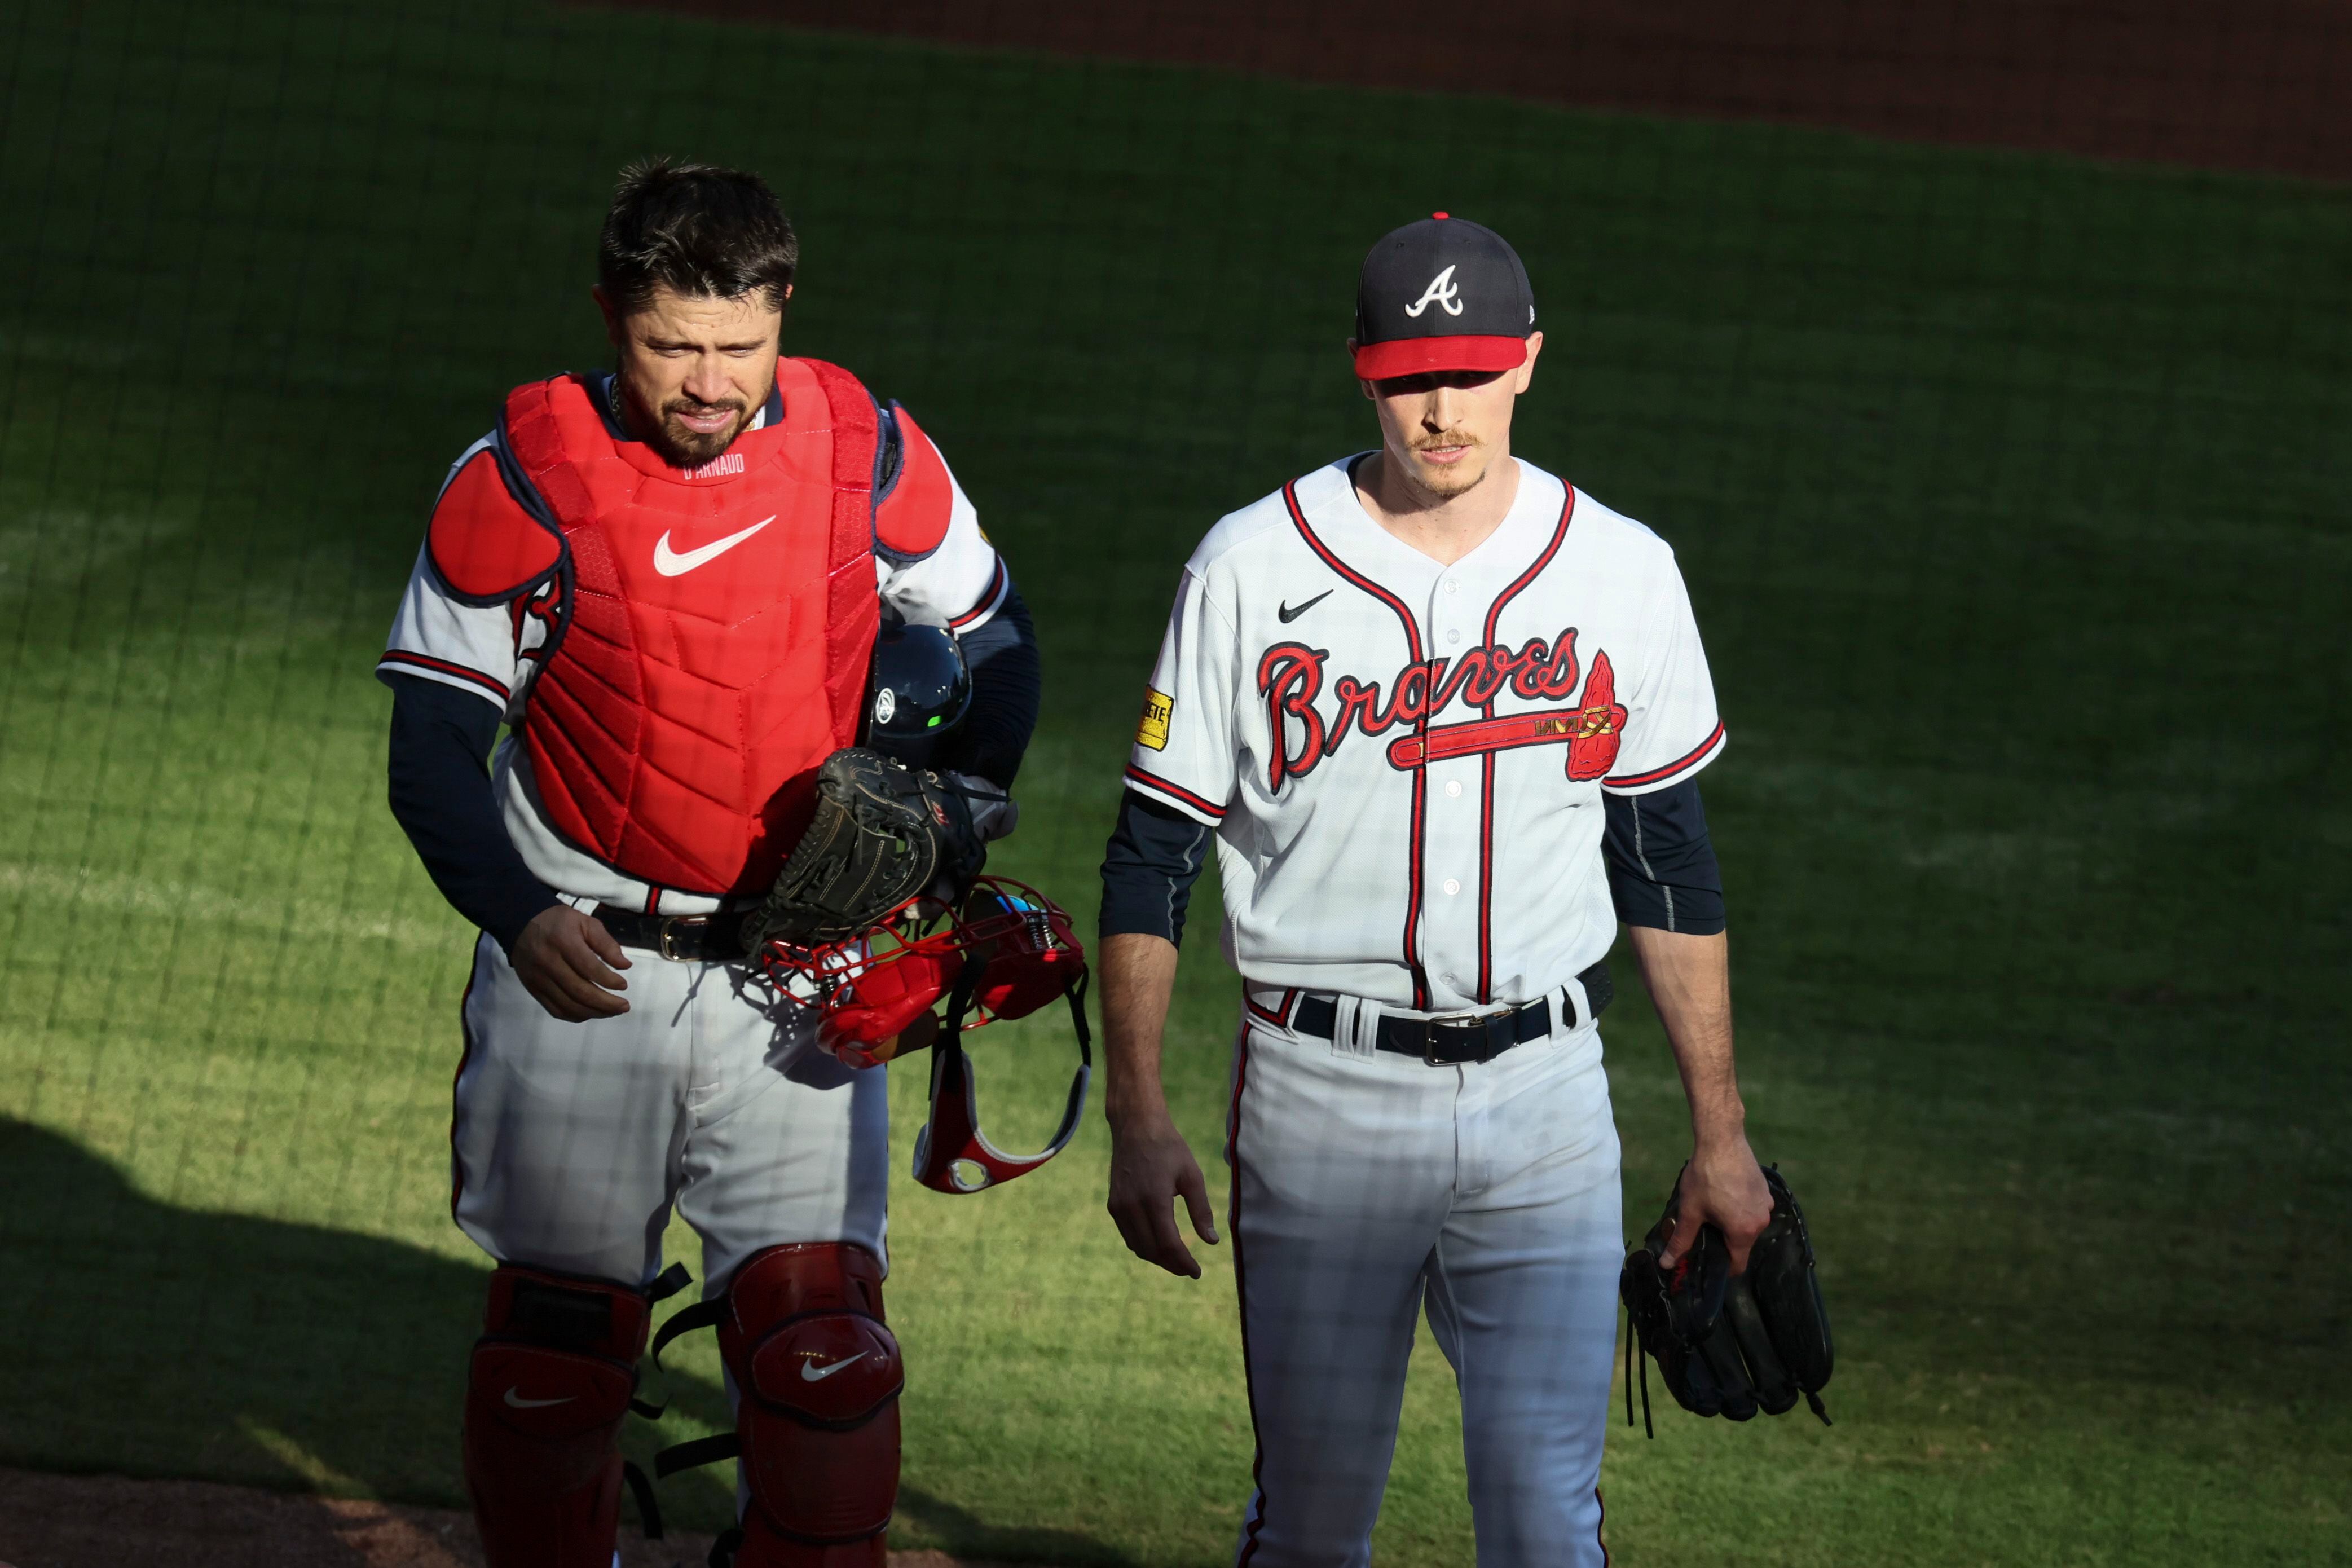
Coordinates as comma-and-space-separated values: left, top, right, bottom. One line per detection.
755, 877, 1091, 1193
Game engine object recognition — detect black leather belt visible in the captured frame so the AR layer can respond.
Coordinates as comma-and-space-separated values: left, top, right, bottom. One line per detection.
1289, 958, 1614, 1065
593, 905, 756, 963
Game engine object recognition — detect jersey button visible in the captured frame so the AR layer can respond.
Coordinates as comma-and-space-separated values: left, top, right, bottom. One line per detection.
1443, 878, 1461, 896
1444, 779, 1463, 798
1446, 628, 1461, 644
1444, 579, 1459, 594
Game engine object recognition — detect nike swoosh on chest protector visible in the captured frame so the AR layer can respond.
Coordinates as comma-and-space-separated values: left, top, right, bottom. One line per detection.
652, 516, 775, 576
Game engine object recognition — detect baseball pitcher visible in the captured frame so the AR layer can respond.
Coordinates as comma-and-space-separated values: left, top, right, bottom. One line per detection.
1099, 215, 1772, 1566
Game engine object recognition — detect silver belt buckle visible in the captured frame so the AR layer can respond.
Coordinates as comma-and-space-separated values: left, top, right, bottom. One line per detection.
1417, 1007, 1510, 1066
656, 915, 710, 962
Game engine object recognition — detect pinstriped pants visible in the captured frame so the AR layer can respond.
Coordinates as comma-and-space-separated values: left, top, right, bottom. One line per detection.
1225, 1012, 1622, 1568
450, 932, 890, 1290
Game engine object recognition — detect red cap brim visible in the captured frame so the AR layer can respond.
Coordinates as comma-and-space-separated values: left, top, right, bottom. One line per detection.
1353, 334, 1530, 381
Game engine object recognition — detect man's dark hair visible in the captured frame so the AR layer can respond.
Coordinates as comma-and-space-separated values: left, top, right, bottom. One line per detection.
598, 158, 798, 315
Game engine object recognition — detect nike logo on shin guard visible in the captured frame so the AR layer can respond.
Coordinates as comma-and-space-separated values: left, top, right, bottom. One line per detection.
502, 1387, 577, 1409
801, 1352, 869, 1382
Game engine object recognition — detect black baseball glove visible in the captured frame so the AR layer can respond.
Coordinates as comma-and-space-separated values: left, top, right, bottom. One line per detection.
742, 748, 989, 951
1618, 1164, 1833, 1433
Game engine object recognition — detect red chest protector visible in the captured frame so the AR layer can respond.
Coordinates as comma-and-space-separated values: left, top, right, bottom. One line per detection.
430, 359, 955, 898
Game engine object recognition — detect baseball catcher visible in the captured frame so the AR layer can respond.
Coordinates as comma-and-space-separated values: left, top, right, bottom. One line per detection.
1619, 1164, 1834, 1433
378, 162, 1046, 1567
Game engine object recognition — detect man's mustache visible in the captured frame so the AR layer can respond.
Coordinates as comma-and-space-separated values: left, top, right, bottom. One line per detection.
1412, 430, 1479, 452
663, 397, 746, 419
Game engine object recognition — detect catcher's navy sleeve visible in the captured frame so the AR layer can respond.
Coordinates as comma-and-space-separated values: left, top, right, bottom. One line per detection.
385, 673, 561, 954
1601, 777, 1726, 935
1099, 788, 1214, 945
943, 583, 1040, 789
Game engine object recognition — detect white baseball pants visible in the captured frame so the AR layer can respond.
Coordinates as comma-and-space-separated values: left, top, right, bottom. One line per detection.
1225, 1011, 1623, 1567
450, 933, 890, 1290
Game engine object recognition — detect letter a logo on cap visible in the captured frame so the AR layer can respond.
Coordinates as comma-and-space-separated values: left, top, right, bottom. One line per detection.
1404, 265, 1464, 319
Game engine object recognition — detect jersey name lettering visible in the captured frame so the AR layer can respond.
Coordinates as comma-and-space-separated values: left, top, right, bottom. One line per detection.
1255, 627, 1592, 790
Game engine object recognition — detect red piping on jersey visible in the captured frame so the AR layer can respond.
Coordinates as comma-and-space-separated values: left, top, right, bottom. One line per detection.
1227, 1025, 1269, 1566
379, 650, 510, 703
1283, 478, 1432, 1011
1125, 764, 1228, 820
948, 556, 1007, 629
1243, 988, 1297, 1029
1605, 721, 1725, 790
1474, 487, 1575, 1003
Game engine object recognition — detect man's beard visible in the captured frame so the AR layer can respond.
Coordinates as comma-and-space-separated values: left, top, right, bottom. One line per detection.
647, 397, 751, 469
614, 376, 751, 468
1410, 431, 1487, 498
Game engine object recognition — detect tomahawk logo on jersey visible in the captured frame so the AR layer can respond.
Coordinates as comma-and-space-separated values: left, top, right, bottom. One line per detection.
1124, 457, 1724, 1014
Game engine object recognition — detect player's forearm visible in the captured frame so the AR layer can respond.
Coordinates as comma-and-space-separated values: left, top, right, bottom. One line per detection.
1101, 932, 1181, 1129
385, 674, 561, 953
1626, 925, 1746, 1147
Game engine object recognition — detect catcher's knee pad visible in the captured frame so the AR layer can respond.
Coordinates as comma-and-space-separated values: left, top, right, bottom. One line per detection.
463, 1265, 656, 1567
720, 1243, 902, 1566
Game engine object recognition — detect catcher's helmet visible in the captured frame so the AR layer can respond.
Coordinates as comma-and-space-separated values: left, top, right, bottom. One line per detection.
755, 876, 1091, 1195
864, 622, 971, 767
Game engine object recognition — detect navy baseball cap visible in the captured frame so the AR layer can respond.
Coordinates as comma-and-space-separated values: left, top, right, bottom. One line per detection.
1352, 213, 1536, 381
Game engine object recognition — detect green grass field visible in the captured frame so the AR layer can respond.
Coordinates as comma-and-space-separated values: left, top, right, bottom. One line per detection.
2, 1, 2348, 1562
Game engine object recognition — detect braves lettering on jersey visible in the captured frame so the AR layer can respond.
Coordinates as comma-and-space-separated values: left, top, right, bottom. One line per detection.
380, 363, 1008, 917
1125, 456, 1723, 1013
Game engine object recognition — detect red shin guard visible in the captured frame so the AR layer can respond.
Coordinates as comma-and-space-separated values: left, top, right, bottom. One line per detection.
720, 1244, 903, 1567
463, 1266, 654, 1568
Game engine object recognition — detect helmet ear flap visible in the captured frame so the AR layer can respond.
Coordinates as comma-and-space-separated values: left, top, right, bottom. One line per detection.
957, 880, 1088, 1025
823, 942, 957, 1047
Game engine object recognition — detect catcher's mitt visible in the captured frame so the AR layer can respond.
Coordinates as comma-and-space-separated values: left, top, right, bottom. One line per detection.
1618, 1164, 1833, 1434
742, 748, 988, 951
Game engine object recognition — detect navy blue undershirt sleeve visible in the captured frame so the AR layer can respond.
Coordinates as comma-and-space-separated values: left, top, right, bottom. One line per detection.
1099, 788, 1215, 945
941, 581, 1041, 789
1601, 777, 1726, 935
382, 672, 561, 954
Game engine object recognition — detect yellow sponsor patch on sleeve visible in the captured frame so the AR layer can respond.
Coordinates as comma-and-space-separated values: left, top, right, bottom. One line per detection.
1135, 688, 1174, 751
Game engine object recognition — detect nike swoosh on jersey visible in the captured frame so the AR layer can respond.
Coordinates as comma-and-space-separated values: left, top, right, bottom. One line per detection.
503, 1388, 576, 1409
800, 1352, 869, 1382
652, 516, 774, 576
1278, 589, 1334, 623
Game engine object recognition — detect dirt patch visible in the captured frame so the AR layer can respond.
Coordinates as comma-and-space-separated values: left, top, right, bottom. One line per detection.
0, 1467, 1021, 1568
589, 0, 2351, 182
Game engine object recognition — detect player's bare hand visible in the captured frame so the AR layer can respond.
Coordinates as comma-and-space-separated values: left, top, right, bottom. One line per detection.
511, 905, 632, 1022
1106, 1115, 1219, 1278
1659, 1137, 1773, 1275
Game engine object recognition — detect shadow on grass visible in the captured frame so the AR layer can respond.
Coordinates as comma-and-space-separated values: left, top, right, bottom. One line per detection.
0, 1120, 1152, 1560
897, 1486, 1144, 1566
0, 1117, 735, 1530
